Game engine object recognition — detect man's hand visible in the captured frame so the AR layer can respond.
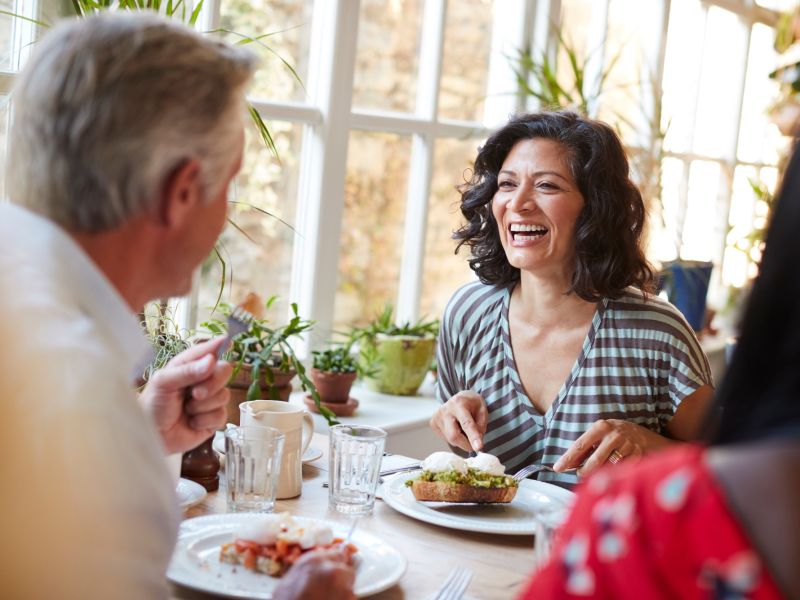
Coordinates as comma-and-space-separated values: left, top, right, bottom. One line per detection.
141, 337, 232, 454
272, 548, 356, 600
429, 391, 488, 453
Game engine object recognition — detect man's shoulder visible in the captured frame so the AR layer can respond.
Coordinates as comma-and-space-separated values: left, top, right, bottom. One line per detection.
3, 301, 124, 405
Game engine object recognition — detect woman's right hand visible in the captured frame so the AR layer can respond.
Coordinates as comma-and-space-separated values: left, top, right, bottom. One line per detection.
429, 391, 488, 453
272, 548, 356, 600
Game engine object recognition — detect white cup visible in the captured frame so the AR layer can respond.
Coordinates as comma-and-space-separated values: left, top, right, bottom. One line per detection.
239, 400, 314, 499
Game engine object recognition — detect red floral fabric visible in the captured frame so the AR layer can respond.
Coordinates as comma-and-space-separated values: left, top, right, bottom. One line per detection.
521, 445, 784, 599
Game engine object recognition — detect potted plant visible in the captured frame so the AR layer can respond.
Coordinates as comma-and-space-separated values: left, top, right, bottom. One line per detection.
310, 346, 359, 403
349, 305, 439, 396
201, 298, 338, 426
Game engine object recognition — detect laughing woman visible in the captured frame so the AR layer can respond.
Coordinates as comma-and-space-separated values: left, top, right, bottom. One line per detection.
430, 110, 714, 488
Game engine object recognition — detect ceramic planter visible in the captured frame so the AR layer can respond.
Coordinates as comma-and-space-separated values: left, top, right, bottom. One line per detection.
310, 368, 357, 403
363, 334, 435, 396
657, 260, 713, 331
225, 364, 296, 425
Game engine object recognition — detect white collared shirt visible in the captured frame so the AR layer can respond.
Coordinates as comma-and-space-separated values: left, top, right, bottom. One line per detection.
0, 204, 179, 599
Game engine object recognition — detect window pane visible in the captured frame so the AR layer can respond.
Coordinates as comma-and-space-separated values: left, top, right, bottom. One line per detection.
352, 0, 423, 113
662, 0, 705, 153
558, 0, 593, 62
648, 157, 685, 262
555, 0, 596, 115
602, 0, 662, 146
754, 0, 797, 10
737, 23, 790, 164
420, 137, 477, 320
723, 165, 758, 288
334, 131, 411, 330
692, 7, 748, 159
681, 160, 721, 261
438, 0, 492, 122
0, 96, 8, 198
197, 121, 302, 325
219, 0, 312, 103
0, 2, 13, 71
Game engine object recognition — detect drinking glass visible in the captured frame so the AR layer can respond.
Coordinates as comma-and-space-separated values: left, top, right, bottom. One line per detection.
533, 507, 568, 570
328, 424, 387, 515
225, 425, 285, 513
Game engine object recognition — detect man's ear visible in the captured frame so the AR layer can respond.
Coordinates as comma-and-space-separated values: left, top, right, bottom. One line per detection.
159, 159, 202, 229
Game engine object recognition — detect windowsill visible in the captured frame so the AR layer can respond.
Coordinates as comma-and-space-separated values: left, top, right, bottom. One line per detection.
288, 375, 448, 458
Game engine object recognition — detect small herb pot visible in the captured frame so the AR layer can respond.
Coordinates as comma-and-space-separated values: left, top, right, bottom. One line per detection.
310, 368, 357, 404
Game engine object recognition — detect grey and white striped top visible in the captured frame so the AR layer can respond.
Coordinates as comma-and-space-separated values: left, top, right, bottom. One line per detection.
436, 281, 712, 489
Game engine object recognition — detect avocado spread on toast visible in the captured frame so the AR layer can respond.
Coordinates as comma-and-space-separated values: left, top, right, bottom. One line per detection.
405, 468, 517, 489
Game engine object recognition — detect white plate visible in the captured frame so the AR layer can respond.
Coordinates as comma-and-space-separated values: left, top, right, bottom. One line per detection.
381, 470, 574, 535
213, 431, 323, 464
167, 514, 406, 598
176, 478, 207, 510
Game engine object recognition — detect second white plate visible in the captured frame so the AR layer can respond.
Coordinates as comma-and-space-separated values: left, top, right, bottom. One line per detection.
168, 514, 406, 598
381, 470, 574, 535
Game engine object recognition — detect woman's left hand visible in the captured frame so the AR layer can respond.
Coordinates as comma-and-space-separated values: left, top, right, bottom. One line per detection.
552, 419, 670, 478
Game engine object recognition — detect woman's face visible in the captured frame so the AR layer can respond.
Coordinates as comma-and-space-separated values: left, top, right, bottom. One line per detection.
491, 138, 585, 279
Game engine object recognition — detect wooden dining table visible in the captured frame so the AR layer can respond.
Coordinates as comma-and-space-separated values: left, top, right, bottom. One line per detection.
170, 433, 541, 599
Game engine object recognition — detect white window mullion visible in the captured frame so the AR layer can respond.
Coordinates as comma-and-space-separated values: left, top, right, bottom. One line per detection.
395, 0, 446, 325
291, 0, 360, 352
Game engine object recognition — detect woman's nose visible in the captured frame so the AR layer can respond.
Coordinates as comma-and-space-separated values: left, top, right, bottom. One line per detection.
507, 184, 536, 212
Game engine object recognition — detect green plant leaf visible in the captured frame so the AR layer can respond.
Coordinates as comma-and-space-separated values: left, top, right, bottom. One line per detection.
247, 104, 280, 162
188, 0, 204, 26
0, 10, 49, 27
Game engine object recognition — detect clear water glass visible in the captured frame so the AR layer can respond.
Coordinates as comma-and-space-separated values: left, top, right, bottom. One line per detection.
225, 425, 285, 513
533, 507, 568, 570
328, 424, 387, 515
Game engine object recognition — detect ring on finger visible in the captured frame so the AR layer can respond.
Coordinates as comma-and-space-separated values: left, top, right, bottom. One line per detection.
608, 449, 624, 464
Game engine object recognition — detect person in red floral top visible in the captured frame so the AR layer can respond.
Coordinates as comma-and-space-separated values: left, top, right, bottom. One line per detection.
520, 145, 800, 600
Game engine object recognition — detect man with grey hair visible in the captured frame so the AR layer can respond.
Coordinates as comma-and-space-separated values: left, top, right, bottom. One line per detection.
0, 13, 354, 600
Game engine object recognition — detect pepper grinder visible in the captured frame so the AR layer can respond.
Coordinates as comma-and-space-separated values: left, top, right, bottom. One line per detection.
181, 434, 220, 492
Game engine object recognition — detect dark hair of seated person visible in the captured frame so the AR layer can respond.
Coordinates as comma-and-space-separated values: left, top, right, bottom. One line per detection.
453, 109, 654, 302
705, 144, 800, 446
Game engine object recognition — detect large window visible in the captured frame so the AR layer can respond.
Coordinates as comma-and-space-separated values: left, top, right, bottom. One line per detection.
0, 0, 791, 352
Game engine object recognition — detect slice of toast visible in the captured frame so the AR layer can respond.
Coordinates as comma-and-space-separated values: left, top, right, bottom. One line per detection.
410, 480, 517, 503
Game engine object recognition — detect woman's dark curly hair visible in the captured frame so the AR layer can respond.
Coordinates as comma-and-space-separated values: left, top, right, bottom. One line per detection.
454, 110, 654, 301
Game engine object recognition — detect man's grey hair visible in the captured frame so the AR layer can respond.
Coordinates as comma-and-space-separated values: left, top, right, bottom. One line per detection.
7, 12, 257, 232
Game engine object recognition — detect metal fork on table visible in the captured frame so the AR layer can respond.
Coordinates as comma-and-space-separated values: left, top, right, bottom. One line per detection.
512, 463, 579, 482
432, 566, 473, 600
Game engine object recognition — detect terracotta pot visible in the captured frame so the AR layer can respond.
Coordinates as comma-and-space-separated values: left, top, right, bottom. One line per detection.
225, 364, 296, 425
310, 368, 357, 404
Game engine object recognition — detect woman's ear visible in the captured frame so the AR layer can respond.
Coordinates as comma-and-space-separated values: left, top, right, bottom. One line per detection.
159, 159, 202, 229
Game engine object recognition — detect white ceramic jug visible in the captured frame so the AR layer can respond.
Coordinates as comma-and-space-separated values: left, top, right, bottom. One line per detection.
239, 400, 314, 499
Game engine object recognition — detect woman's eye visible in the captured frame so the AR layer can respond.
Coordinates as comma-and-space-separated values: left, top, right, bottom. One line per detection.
537, 181, 559, 191
498, 180, 515, 189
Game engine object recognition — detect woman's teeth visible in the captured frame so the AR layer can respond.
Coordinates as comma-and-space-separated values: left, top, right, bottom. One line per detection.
510, 224, 548, 240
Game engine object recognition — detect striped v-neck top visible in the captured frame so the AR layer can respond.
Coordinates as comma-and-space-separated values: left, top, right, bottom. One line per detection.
436, 281, 713, 489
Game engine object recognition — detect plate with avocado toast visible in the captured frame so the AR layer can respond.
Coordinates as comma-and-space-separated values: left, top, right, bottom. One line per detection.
382, 468, 574, 535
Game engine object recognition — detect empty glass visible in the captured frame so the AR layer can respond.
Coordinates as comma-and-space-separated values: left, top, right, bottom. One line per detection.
225, 425, 285, 513
328, 424, 387, 515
